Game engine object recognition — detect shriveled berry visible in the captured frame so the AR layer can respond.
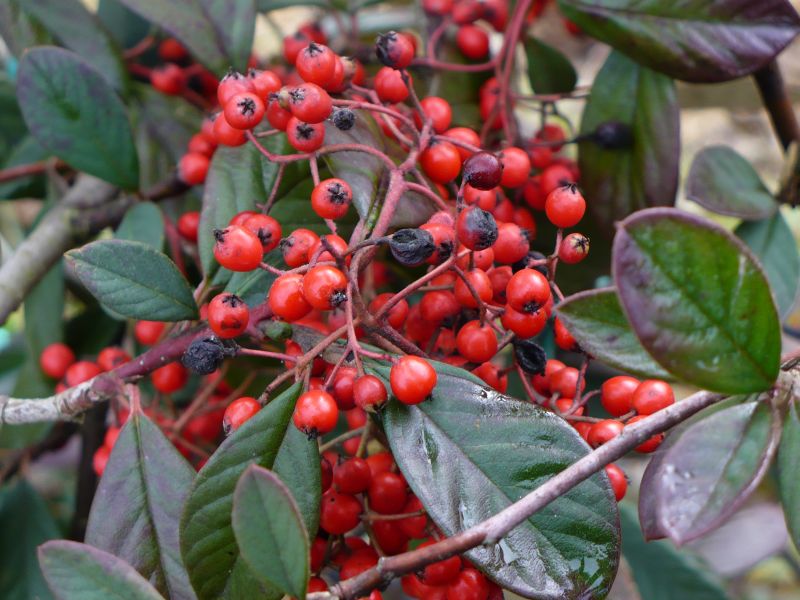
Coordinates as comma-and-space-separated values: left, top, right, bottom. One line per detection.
376, 31, 415, 69
463, 152, 503, 190
389, 228, 435, 266
513, 339, 547, 375
181, 337, 233, 375
456, 206, 498, 251
333, 107, 356, 130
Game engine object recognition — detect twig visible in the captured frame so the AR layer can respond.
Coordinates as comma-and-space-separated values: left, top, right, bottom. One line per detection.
753, 60, 800, 151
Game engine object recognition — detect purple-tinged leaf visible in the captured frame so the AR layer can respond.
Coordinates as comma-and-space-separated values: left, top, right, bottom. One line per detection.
232, 466, 309, 599
686, 146, 777, 219
117, 0, 255, 74
639, 398, 782, 545
85, 412, 196, 600
558, 0, 800, 83
578, 51, 679, 231
555, 287, 671, 379
525, 36, 577, 95
38, 541, 163, 600
778, 399, 800, 552
613, 208, 780, 394
16, 47, 138, 189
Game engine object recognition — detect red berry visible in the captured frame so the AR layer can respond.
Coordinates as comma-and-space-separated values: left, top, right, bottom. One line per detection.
151, 362, 188, 394
456, 320, 498, 363
308, 577, 328, 593
422, 0, 455, 15
223, 92, 265, 130
419, 290, 460, 323
417, 97, 453, 134
134, 320, 165, 345
242, 213, 282, 253
605, 463, 627, 501
445, 126, 481, 160
540, 163, 573, 195
456, 24, 490, 60
302, 265, 348, 311
419, 540, 462, 585
40, 343, 75, 379
463, 152, 503, 190
213, 226, 263, 271
223, 396, 260, 434
600, 375, 639, 417
150, 64, 186, 95
420, 141, 461, 184
288, 82, 332, 123
506, 268, 550, 314
372, 520, 409, 555
230, 210, 258, 227
558, 233, 590, 264
286, 117, 325, 152
178, 152, 210, 185
368, 471, 408, 514
319, 490, 363, 534
545, 183, 585, 228
208, 293, 250, 338
294, 390, 339, 436
295, 43, 337, 86
549, 366, 585, 399
454, 269, 493, 308
353, 374, 388, 410
97, 347, 130, 372
491, 222, 529, 264
523, 176, 546, 210
369, 293, 409, 330
212, 113, 247, 147
246, 68, 282, 100
177, 211, 200, 242
281, 228, 319, 267
334, 457, 372, 494
158, 38, 187, 62
587, 419, 624, 448
499, 147, 530, 188
65, 361, 102, 387
626, 415, 665, 453
632, 380, 674, 415
269, 273, 313, 322
374, 67, 410, 103
366, 452, 394, 477
375, 31, 414, 70
553, 317, 579, 352
339, 547, 380, 578
390, 356, 437, 404
398, 495, 428, 538
501, 305, 547, 339
266, 98, 292, 131
446, 568, 490, 600
283, 31, 312, 64
217, 70, 254, 106
311, 178, 352, 220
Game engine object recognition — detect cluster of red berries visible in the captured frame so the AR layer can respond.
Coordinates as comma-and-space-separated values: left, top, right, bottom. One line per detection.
40, 342, 129, 394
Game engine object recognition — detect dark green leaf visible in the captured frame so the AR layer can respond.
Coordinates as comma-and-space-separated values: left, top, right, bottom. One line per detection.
557, 0, 800, 82
19, 0, 128, 91
0, 136, 49, 199
736, 212, 799, 318
39, 541, 163, 600
24, 260, 64, 357
273, 424, 321, 537
638, 399, 781, 544
0, 480, 58, 600
66, 240, 198, 321
686, 146, 777, 219
97, 0, 151, 49
117, 0, 256, 74
619, 505, 729, 600
377, 363, 620, 599
180, 383, 302, 600
578, 51, 679, 230
85, 412, 196, 600
525, 36, 577, 94
613, 208, 781, 393
778, 400, 800, 552
115, 202, 165, 250
556, 287, 671, 379
232, 466, 309, 599
198, 137, 285, 276
16, 47, 139, 189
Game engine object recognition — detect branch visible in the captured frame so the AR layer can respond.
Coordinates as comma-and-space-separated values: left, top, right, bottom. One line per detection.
754, 60, 800, 151
0, 175, 120, 325
328, 389, 724, 600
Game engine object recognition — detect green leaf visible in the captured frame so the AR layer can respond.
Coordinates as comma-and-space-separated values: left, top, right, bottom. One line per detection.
735, 212, 799, 318
66, 240, 198, 321
257, 0, 327, 9
38, 541, 163, 600
557, 0, 800, 83
16, 47, 139, 190
117, 0, 256, 74
525, 36, 577, 94
19, 0, 128, 92
556, 287, 671, 379
24, 260, 64, 357
578, 51, 679, 230
272, 423, 321, 537
85, 412, 196, 600
97, 0, 151, 50
377, 363, 620, 599
613, 208, 781, 394
778, 400, 800, 552
115, 202, 165, 250
135, 85, 204, 163
619, 505, 729, 600
686, 146, 777, 219
198, 137, 285, 276
0, 136, 49, 200
638, 398, 781, 544
232, 466, 309, 599
180, 382, 305, 600
0, 480, 59, 600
